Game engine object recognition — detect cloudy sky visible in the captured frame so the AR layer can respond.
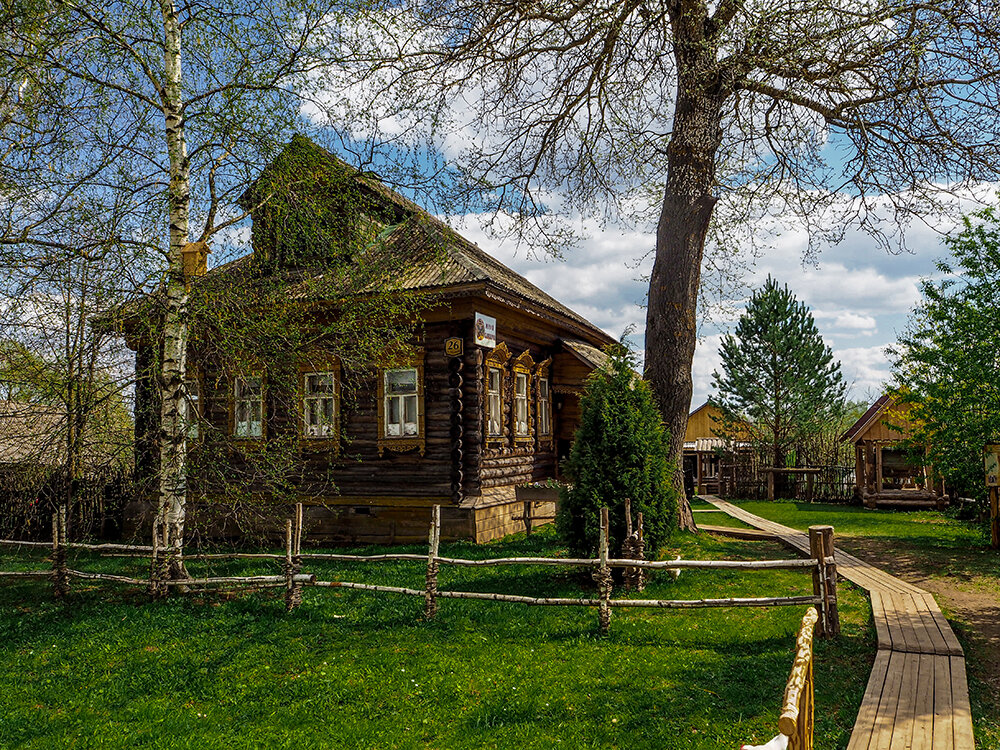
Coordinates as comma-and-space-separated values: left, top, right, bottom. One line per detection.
452, 208, 970, 412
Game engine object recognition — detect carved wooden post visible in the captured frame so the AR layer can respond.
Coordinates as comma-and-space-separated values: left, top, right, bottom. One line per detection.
425, 504, 441, 619
594, 507, 612, 634
523, 500, 532, 536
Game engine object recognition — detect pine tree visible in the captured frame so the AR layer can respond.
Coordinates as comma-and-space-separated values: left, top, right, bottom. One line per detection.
557, 345, 679, 557
711, 277, 846, 479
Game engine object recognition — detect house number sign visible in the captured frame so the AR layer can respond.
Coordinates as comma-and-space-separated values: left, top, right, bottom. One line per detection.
445, 337, 463, 357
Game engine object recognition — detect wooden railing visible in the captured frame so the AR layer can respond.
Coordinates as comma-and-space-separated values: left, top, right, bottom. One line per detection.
1, 505, 839, 636
742, 606, 818, 750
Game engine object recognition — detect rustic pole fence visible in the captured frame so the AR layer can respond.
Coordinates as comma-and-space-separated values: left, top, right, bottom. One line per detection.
0, 506, 839, 638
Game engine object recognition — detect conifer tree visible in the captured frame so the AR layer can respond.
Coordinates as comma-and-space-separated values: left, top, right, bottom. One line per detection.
557, 345, 679, 557
711, 278, 846, 478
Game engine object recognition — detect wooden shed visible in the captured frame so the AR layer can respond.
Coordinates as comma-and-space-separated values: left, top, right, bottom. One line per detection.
126, 137, 616, 544
683, 402, 741, 495
840, 395, 945, 509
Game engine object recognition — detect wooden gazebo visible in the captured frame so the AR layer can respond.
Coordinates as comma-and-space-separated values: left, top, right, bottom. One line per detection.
840, 395, 945, 509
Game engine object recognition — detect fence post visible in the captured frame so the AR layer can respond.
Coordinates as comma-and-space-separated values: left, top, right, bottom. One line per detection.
285, 504, 304, 612
768, 470, 775, 501
593, 506, 612, 634
818, 525, 839, 637
149, 521, 160, 599
425, 504, 441, 619
50, 510, 68, 599
808, 526, 830, 638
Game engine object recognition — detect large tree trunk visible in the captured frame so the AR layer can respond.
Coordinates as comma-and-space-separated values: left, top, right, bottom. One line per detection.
644, 28, 725, 531
158, 0, 190, 579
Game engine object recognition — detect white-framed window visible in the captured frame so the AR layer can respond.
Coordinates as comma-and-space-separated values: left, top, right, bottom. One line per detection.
234, 376, 263, 439
514, 371, 529, 436
183, 378, 200, 440
537, 377, 551, 436
384, 367, 419, 437
487, 366, 503, 436
303, 372, 338, 438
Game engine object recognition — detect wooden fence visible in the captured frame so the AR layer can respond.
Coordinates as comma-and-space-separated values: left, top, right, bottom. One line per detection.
0, 504, 841, 636
741, 606, 819, 750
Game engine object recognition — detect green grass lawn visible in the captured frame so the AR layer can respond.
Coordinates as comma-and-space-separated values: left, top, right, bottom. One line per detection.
0, 527, 873, 749
722, 500, 1000, 748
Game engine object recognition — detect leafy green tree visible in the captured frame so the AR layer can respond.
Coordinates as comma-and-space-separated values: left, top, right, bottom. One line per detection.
557, 345, 679, 557
711, 277, 846, 477
890, 208, 1000, 507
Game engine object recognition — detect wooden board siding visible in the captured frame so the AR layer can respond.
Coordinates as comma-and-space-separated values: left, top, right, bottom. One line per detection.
685, 403, 724, 442
852, 400, 915, 443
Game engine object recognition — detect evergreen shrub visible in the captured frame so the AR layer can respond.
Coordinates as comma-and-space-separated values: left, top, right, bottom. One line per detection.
557, 345, 679, 557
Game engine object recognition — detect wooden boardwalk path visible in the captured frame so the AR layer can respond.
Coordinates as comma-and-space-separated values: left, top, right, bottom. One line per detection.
702, 496, 975, 749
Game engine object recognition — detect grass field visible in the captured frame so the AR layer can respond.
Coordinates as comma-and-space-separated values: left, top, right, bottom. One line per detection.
0, 526, 873, 749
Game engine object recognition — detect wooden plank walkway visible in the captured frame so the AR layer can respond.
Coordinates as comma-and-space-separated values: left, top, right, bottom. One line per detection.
702, 496, 974, 749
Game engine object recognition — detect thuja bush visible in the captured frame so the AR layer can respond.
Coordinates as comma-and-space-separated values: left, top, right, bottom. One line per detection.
557, 345, 679, 557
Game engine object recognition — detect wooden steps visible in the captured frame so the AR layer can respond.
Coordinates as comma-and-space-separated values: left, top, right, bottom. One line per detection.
702, 496, 974, 749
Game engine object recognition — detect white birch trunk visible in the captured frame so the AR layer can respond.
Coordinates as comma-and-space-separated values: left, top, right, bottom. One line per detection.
158, 0, 190, 577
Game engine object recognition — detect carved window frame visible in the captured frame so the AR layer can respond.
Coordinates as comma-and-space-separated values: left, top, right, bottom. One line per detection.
483, 342, 511, 449
535, 357, 553, 447
301, 356, 341, 448
377, 350, 425, 456
230, 374, 265, 440
512, 350, 535, 444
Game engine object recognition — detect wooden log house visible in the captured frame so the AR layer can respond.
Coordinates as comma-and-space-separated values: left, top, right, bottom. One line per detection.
840, 394, 946, 509
125, 137, 615, 544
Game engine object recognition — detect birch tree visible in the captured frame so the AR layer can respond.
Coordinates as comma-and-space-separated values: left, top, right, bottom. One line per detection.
336, 0, 1000, 526
0, 0, 369, 570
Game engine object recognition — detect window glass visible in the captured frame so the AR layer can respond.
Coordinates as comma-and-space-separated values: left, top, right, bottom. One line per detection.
514, 372, 529, 436
303, 371, 338, 437
184, 379, 200, 440
385, 368, 419, 437
235, 377, 263, 438
487, 367, 502, 436
538, 377, 551, 436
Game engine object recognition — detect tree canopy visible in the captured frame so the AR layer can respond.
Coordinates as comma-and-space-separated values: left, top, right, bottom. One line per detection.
711, 277, 846, 470
890, 208, 1000, 505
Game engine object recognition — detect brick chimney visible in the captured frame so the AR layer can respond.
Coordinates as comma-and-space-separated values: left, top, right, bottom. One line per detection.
181, 241, 210, 278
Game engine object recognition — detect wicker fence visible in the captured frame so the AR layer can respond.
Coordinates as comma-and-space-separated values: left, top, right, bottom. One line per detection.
0, 504, 841, 636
